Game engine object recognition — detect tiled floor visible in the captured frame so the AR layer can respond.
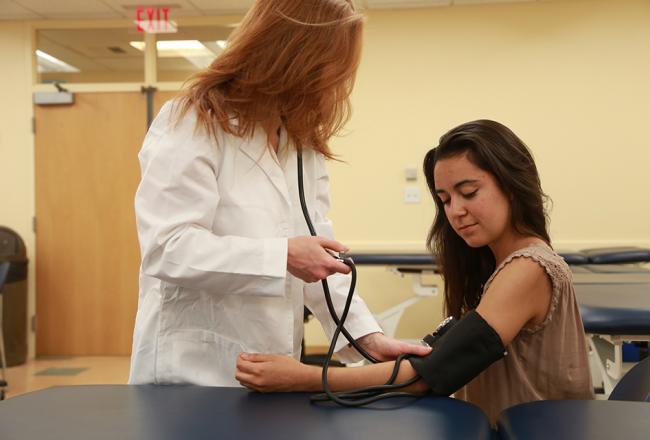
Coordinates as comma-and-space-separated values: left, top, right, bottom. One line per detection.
2, 356, 130, 399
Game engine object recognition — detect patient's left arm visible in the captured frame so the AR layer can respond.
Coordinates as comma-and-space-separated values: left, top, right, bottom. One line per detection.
235, 352, 429, 393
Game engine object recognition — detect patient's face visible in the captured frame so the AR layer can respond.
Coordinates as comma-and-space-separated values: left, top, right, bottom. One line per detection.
433, 153, 512, 249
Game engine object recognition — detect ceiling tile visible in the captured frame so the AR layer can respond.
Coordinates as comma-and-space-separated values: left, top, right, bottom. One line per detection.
364, 0, 451, 9
91, 57, 145, 71
13, 0, 121, 18
189, 0, 255, 14
453, 0, 536, 4
0, 0, 42, 19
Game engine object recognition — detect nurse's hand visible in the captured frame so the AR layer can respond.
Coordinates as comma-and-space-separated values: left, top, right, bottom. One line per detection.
355, 332, 432, 361
236, 353, 318, 392
287, 236, 351, 283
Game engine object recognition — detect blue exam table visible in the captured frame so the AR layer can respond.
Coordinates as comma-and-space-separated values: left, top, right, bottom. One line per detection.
575, 279, 650, 395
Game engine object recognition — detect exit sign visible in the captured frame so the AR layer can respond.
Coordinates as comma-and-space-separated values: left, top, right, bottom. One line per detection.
135, 7, 176, 33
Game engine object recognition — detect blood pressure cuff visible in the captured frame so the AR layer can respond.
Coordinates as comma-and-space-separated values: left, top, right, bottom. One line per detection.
408, 310, 506, 396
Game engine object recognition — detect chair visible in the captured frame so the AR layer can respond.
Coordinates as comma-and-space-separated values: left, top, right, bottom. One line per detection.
0, 261, 10, 400
608, 356, 650, 402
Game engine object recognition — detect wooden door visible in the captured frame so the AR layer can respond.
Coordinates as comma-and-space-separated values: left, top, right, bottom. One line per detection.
35, 92, 146, 355
35, 90, 181, 355
154, 91, 179, 113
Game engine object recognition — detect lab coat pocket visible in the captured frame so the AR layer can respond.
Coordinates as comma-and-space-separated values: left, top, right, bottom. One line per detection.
156, 329, 245, 387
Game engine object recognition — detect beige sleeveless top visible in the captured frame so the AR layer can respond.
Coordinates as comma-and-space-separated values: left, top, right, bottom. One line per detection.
456, 244, 594, 423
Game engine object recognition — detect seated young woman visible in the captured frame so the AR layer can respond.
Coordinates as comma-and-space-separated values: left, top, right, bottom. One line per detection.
235, 119, 594, 422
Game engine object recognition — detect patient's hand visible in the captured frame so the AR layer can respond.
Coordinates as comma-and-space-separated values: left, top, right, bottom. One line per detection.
236, 353, 319, 392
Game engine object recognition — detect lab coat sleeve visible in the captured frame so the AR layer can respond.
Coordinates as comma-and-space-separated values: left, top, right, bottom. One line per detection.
135, 102, 287, 296
303, 155, 383, 363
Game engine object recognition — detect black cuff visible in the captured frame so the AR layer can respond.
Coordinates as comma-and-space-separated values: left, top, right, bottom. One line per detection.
408, 310, 506, 396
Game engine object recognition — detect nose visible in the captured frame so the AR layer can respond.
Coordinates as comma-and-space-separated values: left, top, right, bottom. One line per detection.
446, 196, 467, 219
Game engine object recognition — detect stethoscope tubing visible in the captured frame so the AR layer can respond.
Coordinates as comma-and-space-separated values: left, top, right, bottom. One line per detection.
296, 149, 423, 406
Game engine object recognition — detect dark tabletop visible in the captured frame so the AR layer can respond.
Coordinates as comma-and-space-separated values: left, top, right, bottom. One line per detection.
497, 399, 650, 440
0, 385, 493, 440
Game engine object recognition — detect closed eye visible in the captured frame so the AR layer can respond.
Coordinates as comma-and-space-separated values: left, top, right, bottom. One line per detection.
462, 189, 478, 199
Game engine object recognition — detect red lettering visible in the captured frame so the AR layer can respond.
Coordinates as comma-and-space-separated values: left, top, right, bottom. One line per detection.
163, 7, 169, 32
136, 6, 172, 33
136, 7, 144, 32
147, 8, 155, 32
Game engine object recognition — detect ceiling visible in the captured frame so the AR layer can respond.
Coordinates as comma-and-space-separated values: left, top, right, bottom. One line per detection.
37, 25, 232, 73
1, 0, 546, 21
8, 0, 553, 80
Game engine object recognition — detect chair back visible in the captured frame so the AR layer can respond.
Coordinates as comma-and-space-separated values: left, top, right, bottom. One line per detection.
0, 261, 10, 294
609, 356, 650, 402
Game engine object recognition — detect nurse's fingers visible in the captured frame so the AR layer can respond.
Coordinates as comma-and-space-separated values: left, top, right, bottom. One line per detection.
287, 236, 353, 281
328, 259, 352, 276
393, 340, 433, 357
317, 239, 352, 276
318, 238, 349, 253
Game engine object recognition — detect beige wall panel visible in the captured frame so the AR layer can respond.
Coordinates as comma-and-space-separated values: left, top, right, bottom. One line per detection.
35, 92, 148, 355
0, 22, 37, 359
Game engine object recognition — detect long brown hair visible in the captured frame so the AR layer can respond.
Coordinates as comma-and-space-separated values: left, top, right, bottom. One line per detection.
423, 120, 551, 318
175, 0, 364, 158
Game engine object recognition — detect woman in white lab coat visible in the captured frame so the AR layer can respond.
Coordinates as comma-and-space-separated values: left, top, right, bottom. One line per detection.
129, 0, 430, 387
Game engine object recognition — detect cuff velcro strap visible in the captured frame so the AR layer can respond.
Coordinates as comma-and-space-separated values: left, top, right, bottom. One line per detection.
408, 310, 506, 396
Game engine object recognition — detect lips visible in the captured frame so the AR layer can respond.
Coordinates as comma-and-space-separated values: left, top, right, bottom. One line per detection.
458, 223, 477, 232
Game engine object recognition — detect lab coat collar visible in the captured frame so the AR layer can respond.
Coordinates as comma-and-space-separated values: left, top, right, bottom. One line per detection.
238, 127, 292, 208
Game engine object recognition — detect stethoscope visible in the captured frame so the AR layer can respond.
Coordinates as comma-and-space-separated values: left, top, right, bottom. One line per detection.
296, 149, 423, 406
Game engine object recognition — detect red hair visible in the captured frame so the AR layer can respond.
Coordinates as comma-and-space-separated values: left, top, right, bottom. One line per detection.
176, 0, 364, 159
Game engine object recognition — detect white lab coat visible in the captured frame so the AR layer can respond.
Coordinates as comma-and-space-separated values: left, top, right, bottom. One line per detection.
128, 101, 381, 386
